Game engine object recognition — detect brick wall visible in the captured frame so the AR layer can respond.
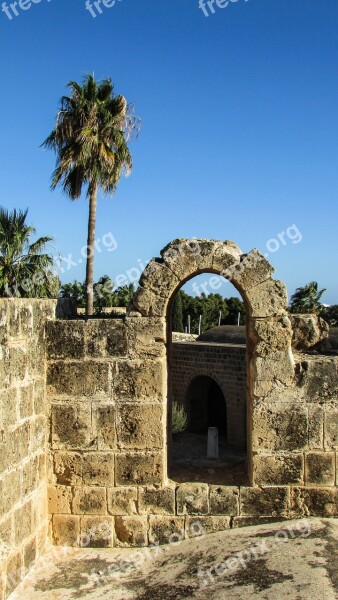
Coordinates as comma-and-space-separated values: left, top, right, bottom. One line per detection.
170, 342, 247, 448
0, 299, 57, 599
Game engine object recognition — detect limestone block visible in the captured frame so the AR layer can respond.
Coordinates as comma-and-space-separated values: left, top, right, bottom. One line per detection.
1, 388, 17, 429
82, 453, 114, 486
23, 538, 37, 570
305, 452, 335, 486
8, 346, 27, 384
1, 470, 21, 513
46, 321, 86, 360
115, 452, 164, 486
252, 404, 308, 452
226, 249, 274, 291
113, 359, 165, 403
324, 407, 338, 449
212, 241, 242, 273
5, 551, 23, 597
253, 454, 303, 485
72, 487, 107, 515
19, 304, 33, 337
51, 404, 92, 449
126, 317, 166, 359
209, 486, 239, 515
290, 487, 338, 517
85, 320, 128, 358
92, 405, 116, 450
107, 487, 138, 515
80, 516, 113, 548
54, 452, 83, 485
116, 404, 163, 450
240, 487, 289, 517
247, 280, 288, 318
48, 485, 72, 514
250, 316, 293, 356
139, 260, 180, 298
19, 384, 34, 420
161, 239, 219, 280
0, 516, 12, 547
132, 286, 167, 317
33, 379, 46, 417
47, 361, 110, 397
52, 515, 80, 546
13, 501, 33, 545
185, 516, 231, 536
308, 406, 324, 449
139, 487, 175, 515
290, 314, 329, 350
232, 516, 288, 528
295, 356, 338, 402
148, 516, 185, 546
31, 416, 47, 453
176, 483, 209, 515
114, 516, 147, 547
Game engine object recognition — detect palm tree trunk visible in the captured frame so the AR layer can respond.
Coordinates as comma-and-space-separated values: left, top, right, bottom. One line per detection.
85, 184, 98, 316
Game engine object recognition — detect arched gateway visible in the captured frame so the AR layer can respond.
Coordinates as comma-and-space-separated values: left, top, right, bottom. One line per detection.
132, 238, 294, 483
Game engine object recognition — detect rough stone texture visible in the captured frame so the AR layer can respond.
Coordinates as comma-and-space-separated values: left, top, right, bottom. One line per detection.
290, 314, 329, 350
0, 299, 58, 597
114, 516, 147, 547
176, 483, 209, 515
209, 486, 239, 515
139, 487, 176, 515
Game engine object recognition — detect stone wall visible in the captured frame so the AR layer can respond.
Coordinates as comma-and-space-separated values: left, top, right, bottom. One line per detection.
171, 342, 247, 448
0, 299, 57, 599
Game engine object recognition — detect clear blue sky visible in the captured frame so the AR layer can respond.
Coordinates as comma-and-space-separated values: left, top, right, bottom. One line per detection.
1, 0, 337, 303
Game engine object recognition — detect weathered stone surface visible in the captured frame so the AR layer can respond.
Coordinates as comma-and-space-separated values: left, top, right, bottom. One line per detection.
72, 487, 107, 515
92, 405, 116, 450
114, 517, 147, 547
80, 516, 113, 548
115, 453, 164, 486
252, 404, 308, 452
308, 406, 324, 449
253, 454, 303, 485
185, 516, 231, 536
0, 516, 12, 547
47, 361, 110, 397
52, 515, 80, 546
116, 404, 163, 449
139, 260, 180, 298
247, 280, 288, 318
294, 355, 338, 401
51, 404, 92, 449
126, 317, 166, 359
240, 487, 289, 517
113, 359, 165, 402
46, 321, 86, 360
54, 452, 82, 486
305, 452, 335, 486
290, 314, 329, 350
132, 286, 167, 317
250, 316, 293, 355
23, 538, 36, 570
209, 486, 239, 515
5, 551, 23, 597
85, 320, 128, 358
228, 250, 274, 291
148, 516, 185, 545
82, 453, 114, 487
139, 487, 175, 515
48, 486, 72, 514
107, 488, 138, 515
291, 487, 338, 517
176, 483, 209, 515
324, 407, 338, 449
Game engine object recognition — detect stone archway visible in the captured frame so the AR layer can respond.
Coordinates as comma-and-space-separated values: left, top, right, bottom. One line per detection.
132, 239, 294, 484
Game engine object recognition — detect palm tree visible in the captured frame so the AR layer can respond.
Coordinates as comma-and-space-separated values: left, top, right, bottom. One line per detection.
289, 281, 326, 314
43, 75, 140, 315
0, 207, 55, 297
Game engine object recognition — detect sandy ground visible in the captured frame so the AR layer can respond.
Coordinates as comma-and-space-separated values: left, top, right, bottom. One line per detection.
10, 518, 338, 599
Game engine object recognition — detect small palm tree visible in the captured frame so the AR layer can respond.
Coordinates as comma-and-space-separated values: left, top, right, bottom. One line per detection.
43, 75, 140, 315
0, 207, 55, 297
289, 281, 326, 314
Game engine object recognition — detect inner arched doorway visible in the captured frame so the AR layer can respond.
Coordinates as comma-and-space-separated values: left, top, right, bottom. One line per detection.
187, 376, 227, 435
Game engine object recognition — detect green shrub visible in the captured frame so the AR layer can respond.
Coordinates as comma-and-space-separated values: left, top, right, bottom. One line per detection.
172, 401, 187, 434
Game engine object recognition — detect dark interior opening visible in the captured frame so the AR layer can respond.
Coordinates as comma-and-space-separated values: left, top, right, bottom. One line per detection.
187, 376, 227, 435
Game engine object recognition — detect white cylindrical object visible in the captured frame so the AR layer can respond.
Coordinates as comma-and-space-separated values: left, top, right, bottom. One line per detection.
207, 427, 219, 459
